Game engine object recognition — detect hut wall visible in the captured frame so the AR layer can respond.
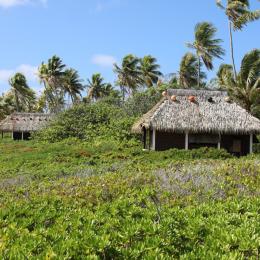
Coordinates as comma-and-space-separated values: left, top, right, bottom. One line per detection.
221, 135, 250, 156
13, 132, 22, 140
155, 131, 185, 151
188, 134, 219, 149
13, 132, 31, 141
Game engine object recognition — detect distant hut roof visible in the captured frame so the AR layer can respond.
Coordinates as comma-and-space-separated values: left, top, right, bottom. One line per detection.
0, 113, 53, 132
132, 89, 260, 135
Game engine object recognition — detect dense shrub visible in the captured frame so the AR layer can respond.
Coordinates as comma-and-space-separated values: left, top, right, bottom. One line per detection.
35, 103, 137, 142
253, 143, 260, 153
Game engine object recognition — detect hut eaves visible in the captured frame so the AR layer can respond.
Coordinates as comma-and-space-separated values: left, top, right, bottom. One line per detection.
132, 89, 260, 135
0, 113, 53, 132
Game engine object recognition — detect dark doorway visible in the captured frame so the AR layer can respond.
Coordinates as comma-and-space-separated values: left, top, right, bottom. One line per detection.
221, 135, 250, 156
13, 132, 31, 141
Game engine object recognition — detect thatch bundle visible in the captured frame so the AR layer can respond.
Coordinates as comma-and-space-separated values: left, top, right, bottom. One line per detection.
0, 113, 53, 132
132, 89, 260, 135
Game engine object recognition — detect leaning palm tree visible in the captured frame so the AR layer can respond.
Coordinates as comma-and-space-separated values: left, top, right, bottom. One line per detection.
38, 55, 66, 112
139, 55, 162, 88
86, 73, 107, 101
216, 0, 260, 80
187, 22, 225, 88
178, 52, 206, 88
220, 49, 260, 115
9, 73, 36, 112
63, 69, 85, 104
114, 54, 143, 100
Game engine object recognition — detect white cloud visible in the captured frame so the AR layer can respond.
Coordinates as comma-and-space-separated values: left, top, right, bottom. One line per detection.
91, 0, 124, 13
0, 0, 47, 8
0, 64, 38, 84
92, 54, 116, 67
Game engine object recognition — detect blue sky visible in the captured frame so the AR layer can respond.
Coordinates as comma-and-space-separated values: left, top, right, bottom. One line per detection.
0, 0, 259, 94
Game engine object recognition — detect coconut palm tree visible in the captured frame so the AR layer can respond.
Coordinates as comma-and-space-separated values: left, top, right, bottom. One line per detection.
187, 22, 225, 88
86, 73, 107, 101
216, 0, 260, 80
220, 49, 260, 115
114, 54, 143, 100
63, 69, 85, 104
178, 52, 206, 88
216, 64, 233, 88
38, 55, 66, 112
9, 73, 36, 112
139, 55, 162, 88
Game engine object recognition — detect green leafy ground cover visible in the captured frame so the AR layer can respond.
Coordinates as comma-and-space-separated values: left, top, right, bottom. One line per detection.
0, 138, 260, 259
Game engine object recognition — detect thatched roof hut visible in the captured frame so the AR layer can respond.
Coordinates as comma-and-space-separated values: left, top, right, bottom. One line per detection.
0, 113, 53, 140
132, 89, 260, 155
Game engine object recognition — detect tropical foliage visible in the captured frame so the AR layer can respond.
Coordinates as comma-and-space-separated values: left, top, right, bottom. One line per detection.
216, 0, 260, 78
63, 68, 85, 104
187, 22, 225, 88
178, 52, 206, 88
9, 73, 36, 112
86, 73, 114, 102
139, 55, 162, 88
114, 54, 143, 99
218, 49, 260, 116
0, 136, 260, 258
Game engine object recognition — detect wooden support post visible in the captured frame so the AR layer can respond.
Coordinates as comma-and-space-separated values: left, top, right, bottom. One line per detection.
218, 134, 221, 150
152, 129, 156, 150
185, 132, 189, 150
142, 128, 147, 150
249, 134, 253, 154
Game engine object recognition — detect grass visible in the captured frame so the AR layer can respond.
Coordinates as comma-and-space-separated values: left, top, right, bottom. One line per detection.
0, 138, 260, 259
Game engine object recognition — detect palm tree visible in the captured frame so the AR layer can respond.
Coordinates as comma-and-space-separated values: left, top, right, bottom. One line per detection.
216, 0, 260, 79
178, 52, 206, 88
114, 54, 143, 100
187, 22, 225, 88
219, 49, 260, 115
9, 73, 36, 112
216, 64, 233, 88
63, 69, 85, 104
86, 73, 107, 101
38, 55, 66, 112
139, 55, 162, 88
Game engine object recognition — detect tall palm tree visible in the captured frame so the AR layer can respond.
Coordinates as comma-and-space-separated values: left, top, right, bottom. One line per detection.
139, 55, 162, 88
220, 49, 260, 115
178, 52, 206, 88
114, 54, 143, 100
86, 73, 107, 101
9, 73, 36, 112
187, 22, 225, 88
216, 0, 260, 80
63, 69, 85, 104
38, 55, 66, 112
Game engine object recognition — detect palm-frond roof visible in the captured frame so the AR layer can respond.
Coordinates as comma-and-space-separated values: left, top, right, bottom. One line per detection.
132, 89, 260, 134
0, 113, 53, 132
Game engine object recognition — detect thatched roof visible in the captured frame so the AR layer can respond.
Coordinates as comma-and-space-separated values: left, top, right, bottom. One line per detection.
0, 113, 53, 132
132, 89, 260, 135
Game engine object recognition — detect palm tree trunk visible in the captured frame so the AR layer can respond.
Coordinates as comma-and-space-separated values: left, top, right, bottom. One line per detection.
197, 56, 201, 88
121, 86, 125, 102
229, 21, 237, 80
15, 91, 19, 112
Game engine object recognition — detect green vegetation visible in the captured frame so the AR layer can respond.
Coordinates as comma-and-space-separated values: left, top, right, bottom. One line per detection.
0, 137, 260, 258
0, 1, 259, 258
0, 99, 260, 258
